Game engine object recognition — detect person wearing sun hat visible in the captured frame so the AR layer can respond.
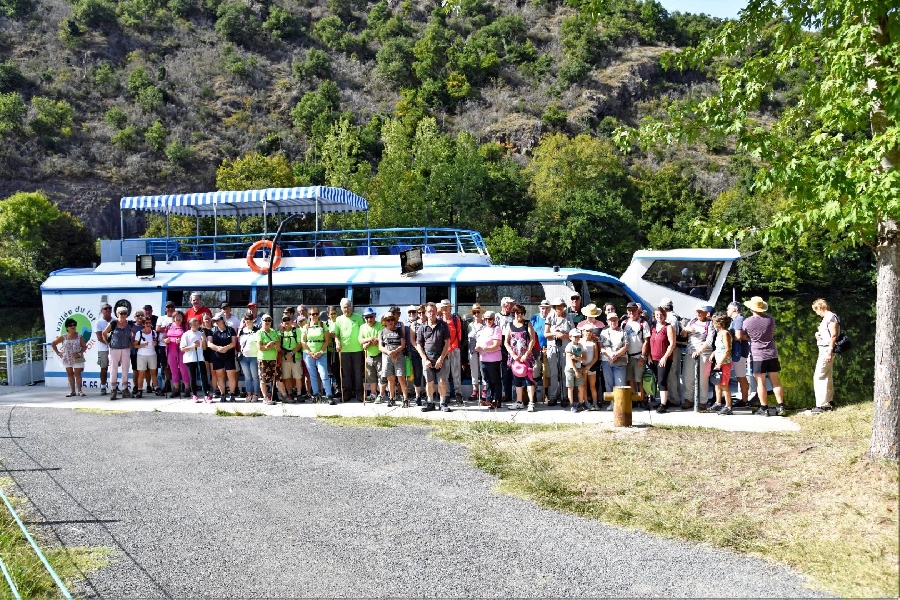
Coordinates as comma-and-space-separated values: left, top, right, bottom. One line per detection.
358, 307, 383, 402
743, 296, 786, 416
544, 296, 575, 406
680, 302, 716, 411
404, 304, 425, 404
466, 304, 488, 403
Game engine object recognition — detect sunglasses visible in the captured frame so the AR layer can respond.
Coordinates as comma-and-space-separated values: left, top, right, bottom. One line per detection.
263, 318, 272, 322
66, 324, 76, 328
472, 310, 481, 314
385, 318, 396, 322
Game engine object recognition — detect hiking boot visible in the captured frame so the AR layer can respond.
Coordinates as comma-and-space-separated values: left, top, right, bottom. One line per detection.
387, 397, 396, 407
732, 399, 748, 408
681, 401, 692, 410
401, 399, 409, 408
441, 404, 452, 413
717, 406, 734, 415
122, 388, 132, 398
775, 404, 786, 417
374, 394, 384, 404
754, 406, 770, 416
706, 403, 722, 413
110, 388, 118, 401
455, 392, 463, 406
421, 402, 435, 413
655, 403, 668, 414
297, 395, 306, 404
513, 401, 524, 410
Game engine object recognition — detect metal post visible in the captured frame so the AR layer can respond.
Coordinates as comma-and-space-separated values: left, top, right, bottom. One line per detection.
119, 210, 125, 265
267, 214, 303, 320
213, 201, 218, 261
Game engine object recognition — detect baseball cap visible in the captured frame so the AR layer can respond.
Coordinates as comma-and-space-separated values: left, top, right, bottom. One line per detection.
501, 296, 514, 305
626, 301, 639, 309
552, 297, 566, 306
569, 328, 582, 337
607, 313, 620, 321
100, 302, 112, 309
406, 304, 419, 313
660, 297, 673, 307
143, 304, 153, 310
570, 291, 581, 299
363, 307, 376, 316
220, 302, 230, 309
214, 313, 226, 321
539, 299, 551, 307
247, 301, 257, 307
483, 310, 496, 319
164, 300, 175, 308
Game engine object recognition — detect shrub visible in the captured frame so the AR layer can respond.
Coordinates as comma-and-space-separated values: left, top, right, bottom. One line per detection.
29, 97, 74, 138
93, 61, 119, 94
263, 6, 296, 39
215, 1, 261, 45
136, 85, 164, 112
111, 124, 140, 150
541, 104, 567, 129
145, 120, 167, 152
165, 140, 193, 165
292, 48, 331, 80
0, 92, 26, 136
0, 0, 32, 18
127, 66, 153, 96
313, 15, 346, 50
374, 37, 415, 86
71, 0, 117, 27
104, 107, 128, 129
0, 61, 28, 93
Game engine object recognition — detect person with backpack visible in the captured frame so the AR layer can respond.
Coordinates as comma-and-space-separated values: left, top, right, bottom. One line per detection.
301, 306, 334, 404
438, 299, 465, 405
726, 301, 752, 407
811, 298, 840, 413
660, 298, 685, 408
743, 296, 786, 416
133, 318, 157, 398
649, 307, 676, 413
209, 313, 238, 403
680, 303, 715, 411
706, 312, 735, 414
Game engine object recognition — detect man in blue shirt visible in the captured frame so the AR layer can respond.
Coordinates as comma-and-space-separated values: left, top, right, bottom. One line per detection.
531, 299, 551, 401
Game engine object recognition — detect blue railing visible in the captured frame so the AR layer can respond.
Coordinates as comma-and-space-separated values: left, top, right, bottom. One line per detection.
133, 227, 488, 262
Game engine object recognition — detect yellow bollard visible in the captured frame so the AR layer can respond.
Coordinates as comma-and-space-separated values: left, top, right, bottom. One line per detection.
603, 386, 639, 427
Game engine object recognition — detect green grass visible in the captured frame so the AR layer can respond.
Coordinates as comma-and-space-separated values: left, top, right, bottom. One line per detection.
214, 408, 266, 417
0, 479, 113, 598
73, 408, 130, 415
319, 406, 899, 598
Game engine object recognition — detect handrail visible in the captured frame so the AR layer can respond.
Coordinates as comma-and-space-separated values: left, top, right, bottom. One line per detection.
133, 227, 489, 263
0, 486, 73, 599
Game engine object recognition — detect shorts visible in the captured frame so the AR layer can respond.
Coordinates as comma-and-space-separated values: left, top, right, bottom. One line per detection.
281, 355, 303, 379
751, 357, 781, 375
713, 362, 733, 385
365, 354, 381, 384
211, 351, 237, 371
732, 356, 748, 378
565, 367, 584, 388
97, 350, 109, 368
423, 360, 448, 384
513, 374, 533, 388
381, 354, 405, 379
259, 359, 280, 383
136, 354, 157, 371
626, 355, 644, 383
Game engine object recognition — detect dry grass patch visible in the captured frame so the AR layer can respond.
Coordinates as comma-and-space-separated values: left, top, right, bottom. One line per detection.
434, 405, 896, 598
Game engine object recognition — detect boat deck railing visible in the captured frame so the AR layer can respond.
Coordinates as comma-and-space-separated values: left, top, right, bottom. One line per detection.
0, 337, 45, 386
126, 227, 487, 262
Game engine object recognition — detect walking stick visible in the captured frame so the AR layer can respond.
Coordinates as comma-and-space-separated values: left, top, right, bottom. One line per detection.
338, 347, 344, 403
195, 344, 207, 398
693, 355, 700, 411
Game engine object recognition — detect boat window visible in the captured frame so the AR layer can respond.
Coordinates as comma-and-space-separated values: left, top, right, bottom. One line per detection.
643, 260, 724, 301
256, 287, 347, 308
360, 286, 423, 307
425, 285, 449, 304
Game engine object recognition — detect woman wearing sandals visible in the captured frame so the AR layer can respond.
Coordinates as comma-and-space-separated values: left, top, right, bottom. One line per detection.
52, 318, 88, 397
133, 318, 157, 398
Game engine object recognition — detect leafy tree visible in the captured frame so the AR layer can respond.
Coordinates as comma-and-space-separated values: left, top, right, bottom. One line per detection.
632, 162, 709, 248
290, 80, 341, 138
313, 15, 347, 50
33, 212, 98, 274
0, 61, 28, 93
0, 92, 26, 137
29, 97, 74, 138
263, 6, 297, 39
105, 106, 128, 129
111, 125, 140, 150
375, 37, 416, 86
145, 120, 168, 152
292, 49, 331, 80
216, 152, 295, 190
164, 140, 193, 166
71, 0, 116, 27
0, 191, 61, 257
485, 223, 530, 265
127, 67, 153, 95
215, 1, 261, 45
0, 0, 32, 18
413, 21, 454, 82
617, 1, 899, 461
367, 0, 390, 30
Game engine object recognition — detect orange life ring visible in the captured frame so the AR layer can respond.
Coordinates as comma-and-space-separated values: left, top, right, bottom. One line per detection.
246, 240, 283, 274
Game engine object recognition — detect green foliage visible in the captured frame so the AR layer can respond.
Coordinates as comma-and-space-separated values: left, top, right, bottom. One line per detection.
263, 6, 297, 40
0, 257, 39, 306
413, 21, 455, 82
222, 45, 258, 80
484, 223, 529, 265
290, 80, 341, 138
145, 120, 168, 152
366, 0, 390, 31
216, 152, 295, 190
127, 67, 153, 96
0, 0, 32, 18
33, 212, 98, 274
104, 106, 128, 129
71, 0, 117, 27
0, 191, 61, 254
29, 97, 74, 138
292, 48, 331, 80
313, 15, 350, 51
136, 85, 164, 112
375, 37, 415, 86
633, 163, 709, 248
215, 1, 261, 45
165, 140, 193, 165
0, 61, 28, 93
111, 124, 140, 150
117, 0, 167, 29
541, 104, 567, 129
558, 13, 604, 84
0, 92, 26, 136
92, 62, 119, 94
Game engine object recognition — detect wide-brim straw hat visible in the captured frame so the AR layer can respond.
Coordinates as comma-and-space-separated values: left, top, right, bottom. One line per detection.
744, 296, 769, 312
581, 303, 600, 318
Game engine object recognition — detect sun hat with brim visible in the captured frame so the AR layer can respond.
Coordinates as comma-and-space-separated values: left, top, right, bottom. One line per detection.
406, 304, 419, 313
551, 297, 566, 307
363, 307, 376, 317
539, 300, 551, 307
744, 296, 769, 312
607, 313, 620, 321
470, 303, 482, 313
483, 311, 496, 319
511, 361, 530, 378
569, 328, 583, 337
581, 303, 600, 318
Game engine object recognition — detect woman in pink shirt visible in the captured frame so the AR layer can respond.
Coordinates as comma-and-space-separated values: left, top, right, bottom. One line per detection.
475, 311, 503, 410
162, 311, 190, 398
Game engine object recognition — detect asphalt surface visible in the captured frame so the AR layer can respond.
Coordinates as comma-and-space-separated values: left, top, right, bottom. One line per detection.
1, 406, 828, 598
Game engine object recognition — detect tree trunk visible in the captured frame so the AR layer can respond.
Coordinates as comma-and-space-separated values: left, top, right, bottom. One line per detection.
870, 217, 900, 461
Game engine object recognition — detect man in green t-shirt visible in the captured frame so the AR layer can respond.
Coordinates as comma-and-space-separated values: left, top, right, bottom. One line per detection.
358, 307, 383, 402
333, 298, 365, 402
257, 314, 288, 405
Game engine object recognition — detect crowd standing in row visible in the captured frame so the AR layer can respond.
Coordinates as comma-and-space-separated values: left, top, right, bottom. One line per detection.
80, 292, 840, 414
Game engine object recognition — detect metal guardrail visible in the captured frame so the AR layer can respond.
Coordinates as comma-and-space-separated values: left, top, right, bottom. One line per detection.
115, 227, 489, 263
0, 337, 45, 386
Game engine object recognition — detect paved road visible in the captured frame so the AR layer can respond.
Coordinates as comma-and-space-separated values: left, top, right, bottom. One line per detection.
1, 407, 827, 598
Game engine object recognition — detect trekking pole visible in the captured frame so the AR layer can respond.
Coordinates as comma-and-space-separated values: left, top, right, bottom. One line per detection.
693, 355, 700, 411
195, 344, 207, 398
338, 348, 344, 403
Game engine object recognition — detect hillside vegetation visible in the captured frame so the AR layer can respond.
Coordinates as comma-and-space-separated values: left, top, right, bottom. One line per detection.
0, 0, 875, 297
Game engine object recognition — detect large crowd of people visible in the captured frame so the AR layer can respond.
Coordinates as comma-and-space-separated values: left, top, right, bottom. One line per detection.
79, 292, 841, 414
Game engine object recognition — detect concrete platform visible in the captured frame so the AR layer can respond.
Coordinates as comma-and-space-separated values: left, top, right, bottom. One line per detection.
0, 384, 800, 432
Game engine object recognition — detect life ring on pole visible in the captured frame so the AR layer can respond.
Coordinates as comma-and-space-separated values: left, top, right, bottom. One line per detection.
246, 240, 283, 274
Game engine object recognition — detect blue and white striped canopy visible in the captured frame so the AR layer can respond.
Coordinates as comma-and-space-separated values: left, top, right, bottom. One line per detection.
120, 186, 368, 217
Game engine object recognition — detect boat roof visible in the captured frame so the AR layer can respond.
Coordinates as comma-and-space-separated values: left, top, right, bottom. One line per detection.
631, 248, 742, 261
120, 186, 368, 217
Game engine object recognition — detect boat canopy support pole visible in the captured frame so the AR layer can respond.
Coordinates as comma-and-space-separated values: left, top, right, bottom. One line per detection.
165, 205, 171, 263
119, 209, 125, 265
267, 213, 304, 320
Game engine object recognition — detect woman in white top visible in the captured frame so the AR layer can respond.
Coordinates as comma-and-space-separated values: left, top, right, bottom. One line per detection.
599, 313, 628, 400
580, 327, 600, 409
180, 317, 211, 403
238, 314, 260, 402
133, 320, 157, 398
811, 298, 839, 412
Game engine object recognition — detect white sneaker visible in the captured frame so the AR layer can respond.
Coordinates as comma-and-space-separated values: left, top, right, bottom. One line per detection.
527, 402, 536, 413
